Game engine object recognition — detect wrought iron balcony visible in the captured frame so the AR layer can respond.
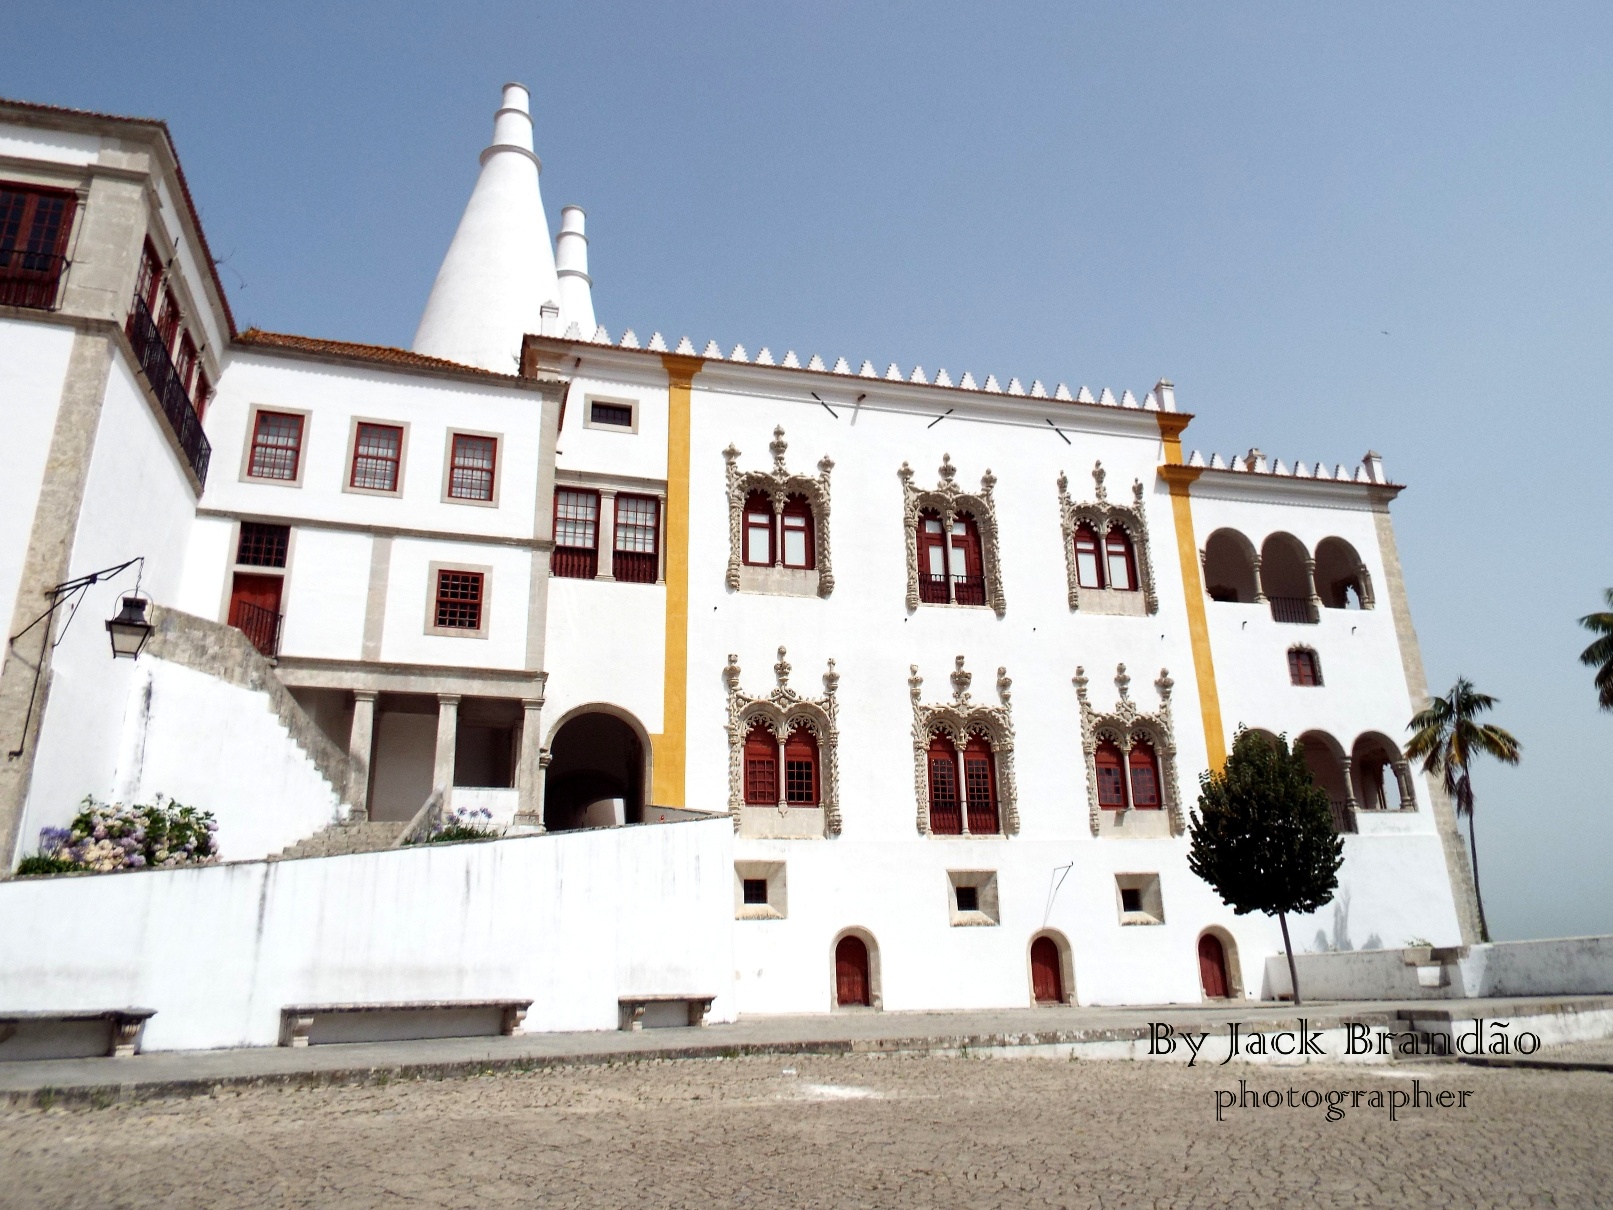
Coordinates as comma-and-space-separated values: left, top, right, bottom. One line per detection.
952, 575, 987, 607
228, 599, 282, 660
1269, 596, 1317, 624
126, 294, 211, 484
0, 249, 68, 310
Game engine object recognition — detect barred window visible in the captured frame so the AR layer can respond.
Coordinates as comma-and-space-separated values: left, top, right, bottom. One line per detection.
590, 401, 634, 427
1095, 740, 1128, 809
743, 722, 777, 805
448, 433, 497, 501
351, 423, 403, 492
434, 570, 484, 631
248, 411, 304, 481
962, 732, 999, 835
927, 732, 962, 834
784, 724, 819, 806
236, 522, 289, 568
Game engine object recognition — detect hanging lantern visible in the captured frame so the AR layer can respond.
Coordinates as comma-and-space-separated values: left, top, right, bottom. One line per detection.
105, 596, 153, 659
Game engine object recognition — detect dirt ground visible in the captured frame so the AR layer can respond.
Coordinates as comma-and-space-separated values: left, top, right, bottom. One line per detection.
2, 1053, 1610, 1208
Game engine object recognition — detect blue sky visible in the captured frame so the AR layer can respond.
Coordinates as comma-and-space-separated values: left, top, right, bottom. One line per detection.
11, 2, 1610, 939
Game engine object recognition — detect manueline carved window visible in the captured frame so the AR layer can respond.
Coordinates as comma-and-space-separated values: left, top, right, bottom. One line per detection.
1058, 462, 1158, 616
1074, 663, 1182, 837
900, 456, 1006, 616
724, 648, 840, 837
909, 656, 1018, 836
724, 428, 833, 598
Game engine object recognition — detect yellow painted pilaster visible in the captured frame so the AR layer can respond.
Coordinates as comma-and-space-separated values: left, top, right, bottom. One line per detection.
1157, 414, 1226, 769
651, 354, 703, 805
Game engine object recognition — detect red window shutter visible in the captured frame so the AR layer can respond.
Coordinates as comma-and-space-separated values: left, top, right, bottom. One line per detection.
1031, 937, 1063, 1003
1074, 524, 1103, 589
917, 510, 948, 603
962, 731, 999, 834
1095, 740, 1128, 809
1289, 649, 1321, 686
743, 722, 778, 805
927, 732, 962, 833
780, 494, 815, 569
950, 513, 986, 605
783, 723, 818, 805
1129, 741, 1161, 809
156, 287, 182, 350
174, 331, 198, 398
1105, 526, 1137, 591
743, 489, 774, 566
134, 241, 163, 311
0, 185, 76, 309
192, 369, 212, 420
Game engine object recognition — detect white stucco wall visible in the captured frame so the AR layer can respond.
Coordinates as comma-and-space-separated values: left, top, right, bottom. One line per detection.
0, 818, 735, 1050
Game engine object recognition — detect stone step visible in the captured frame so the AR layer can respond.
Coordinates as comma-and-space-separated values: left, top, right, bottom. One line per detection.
270, 821, 408, 862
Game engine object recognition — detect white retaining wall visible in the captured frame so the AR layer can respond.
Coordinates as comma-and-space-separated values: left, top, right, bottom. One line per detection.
0, 817, 735, 1051
1265, 936, 1613, 1001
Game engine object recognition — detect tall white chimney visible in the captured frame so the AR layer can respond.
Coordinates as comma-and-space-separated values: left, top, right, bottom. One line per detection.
412, 83, 561, 372
555, 205, 596, 338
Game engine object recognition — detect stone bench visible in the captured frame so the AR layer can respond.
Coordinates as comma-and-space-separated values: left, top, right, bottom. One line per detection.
0, 1008, 156, 1060
618, 994, 716, 1032
278, 1000, 531, 1047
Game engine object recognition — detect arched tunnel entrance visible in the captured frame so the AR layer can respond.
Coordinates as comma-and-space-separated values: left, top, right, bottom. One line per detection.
544, 710, 646, 831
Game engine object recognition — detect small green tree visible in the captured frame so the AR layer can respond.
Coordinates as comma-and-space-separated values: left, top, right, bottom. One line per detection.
1579, 589, 1613, 712
1188, 728, 1344, 1005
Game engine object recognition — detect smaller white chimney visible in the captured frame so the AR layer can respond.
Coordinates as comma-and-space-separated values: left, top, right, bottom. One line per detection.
556, 205, 596, 338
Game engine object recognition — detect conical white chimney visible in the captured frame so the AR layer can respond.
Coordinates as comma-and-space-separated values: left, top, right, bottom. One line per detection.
412, 83, 561, 372
555, 205, 596, 337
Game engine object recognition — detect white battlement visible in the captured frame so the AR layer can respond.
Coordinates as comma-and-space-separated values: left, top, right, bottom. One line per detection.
1189, 447, 1392, 486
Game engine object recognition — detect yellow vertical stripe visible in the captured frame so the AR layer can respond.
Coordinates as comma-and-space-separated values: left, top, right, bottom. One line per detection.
652, 354, 702, 805
1157, 414, 1226, 770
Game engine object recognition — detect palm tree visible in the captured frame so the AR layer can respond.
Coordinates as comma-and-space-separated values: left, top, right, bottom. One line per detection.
1579, 589, 1613, 711
1405, 678, 1520, 943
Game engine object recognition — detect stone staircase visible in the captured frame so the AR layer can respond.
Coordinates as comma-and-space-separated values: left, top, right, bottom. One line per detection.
270, 821, 410, 861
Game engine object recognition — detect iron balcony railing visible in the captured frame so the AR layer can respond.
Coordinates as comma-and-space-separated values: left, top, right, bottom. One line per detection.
952, 574, 987, 607
229, 600, 282, 660
0, 249, 68, 310
126, 294, 211, 485
1269, 596, 1316, 624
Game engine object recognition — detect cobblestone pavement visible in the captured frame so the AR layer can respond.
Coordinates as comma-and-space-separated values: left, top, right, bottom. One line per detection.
2, 1054, 1609, 1208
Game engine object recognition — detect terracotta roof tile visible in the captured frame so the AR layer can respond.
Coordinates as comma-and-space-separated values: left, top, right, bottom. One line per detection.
235, 328, 521, 380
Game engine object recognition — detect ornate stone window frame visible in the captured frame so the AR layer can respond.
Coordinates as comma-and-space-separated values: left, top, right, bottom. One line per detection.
723, 427, 834, 598
909, 656, 1019, 836
899, 455, 1006, 617
723, 647, 841, 837
1057, 461, 1158, 615
1074, 663, 1183, 837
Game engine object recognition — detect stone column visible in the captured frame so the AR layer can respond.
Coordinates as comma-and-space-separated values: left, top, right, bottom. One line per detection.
1250, 555, 1267, 604
1393, 760, 1415, 810
345, 691, 377, 821
1304, 556, 1323, 620
774, 732, 787, 813
513, 695, 546, 832
1340, 756, 1358, 811
597, 489, 617, 580
942, 513, 957, 604
433, 694, 460, 804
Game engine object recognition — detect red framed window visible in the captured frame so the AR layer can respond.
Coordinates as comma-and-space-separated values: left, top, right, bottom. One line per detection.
0, 184, 77, 309
1105, 526, 1137, 592
248, 411, 304, 481
173, 331, 198, 398
552, 488, 599, 578
1095, 740, 1128, 809
1073, 524, 1103, 589
433, 569, 484, 631
133, 240, 163, 313
448, 433, 497, 501
950, 513, 985, 605
350, 423, 403, 492
780, 495, 815, 570
743, 490, 774, 566
613, 494, 660, 583
962, 731, 1000, 834
918, 511, 948, 603
927, 731, 962, 834
236, 522, 290, 568
1128, 740, 1161, 809
156, 286, 182, 350
743, 721, 778, 805
192, 369, 212, 419
1288, 648, 1322, 686
784, 723, 819, 806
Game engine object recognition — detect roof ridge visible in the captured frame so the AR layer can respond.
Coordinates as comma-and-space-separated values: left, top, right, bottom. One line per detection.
236, 328, 521, 380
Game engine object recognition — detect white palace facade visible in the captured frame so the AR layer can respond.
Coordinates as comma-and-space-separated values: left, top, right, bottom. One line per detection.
0, 86, 1481, 1046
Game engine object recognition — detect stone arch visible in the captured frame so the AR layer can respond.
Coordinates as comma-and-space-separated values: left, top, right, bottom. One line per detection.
1352, 730, 1413, 811
830, 927, 882, 1010
1197, 926, 1244, 1000
1028, 930, 1076, 1006
542, 703, 652, 831
1260, 532, 1316, 622
1296, 729, 1353, 832
1314, 536, 1374, 610
1203, 528, 1259, 603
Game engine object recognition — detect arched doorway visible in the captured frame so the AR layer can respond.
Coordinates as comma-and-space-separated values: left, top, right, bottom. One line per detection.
1203, 528, 1259, 603
544, 709, 647, 831
833, 933, 873, 1008
1030, 936, 1064, 1004
1261, 532, 1316, 623
1199, 933, 1231, 999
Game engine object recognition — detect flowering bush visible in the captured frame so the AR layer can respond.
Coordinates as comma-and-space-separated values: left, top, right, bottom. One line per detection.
412, 805, 498, 845
18, 795, 219, 875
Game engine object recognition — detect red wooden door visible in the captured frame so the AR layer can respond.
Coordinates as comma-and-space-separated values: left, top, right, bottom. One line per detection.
1031, 937, 1063, 1004
1198, 934, 1230, 999
229, 573, 284, 657
835, 935, 870, 1006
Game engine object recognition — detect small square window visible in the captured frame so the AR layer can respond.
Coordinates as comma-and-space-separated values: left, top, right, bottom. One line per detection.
236, 522, 289, 568
954, 885, 979, 913
742, 878, 769, 906
1120, 887, 1143, 913
434, 570, 483, 631
448, 433, 497, 502
1115, 873, 1165, 925
248, 410, 304, 481
735, 861, 786, 919
590, 401, 634, 428
946, 870, 999, 926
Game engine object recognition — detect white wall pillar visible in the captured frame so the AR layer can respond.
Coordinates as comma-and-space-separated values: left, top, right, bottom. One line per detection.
345, 690, 377, 820
514, 695, 546, 832
597, 489, 617, 580
433, 694, 460, 801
